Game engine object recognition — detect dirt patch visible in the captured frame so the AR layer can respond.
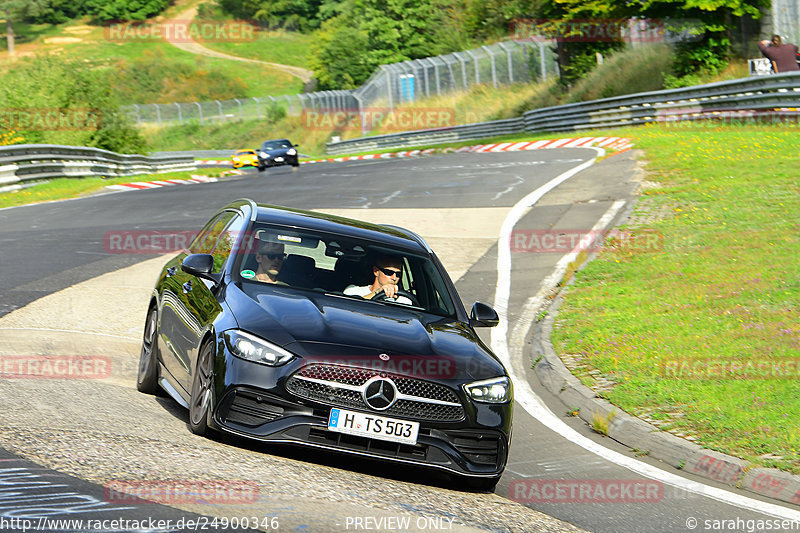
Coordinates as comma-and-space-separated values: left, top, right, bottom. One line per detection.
44, 37, 82, 44
63, 25, 93, 34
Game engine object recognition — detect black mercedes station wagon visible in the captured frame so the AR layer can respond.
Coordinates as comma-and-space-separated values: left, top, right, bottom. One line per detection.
138, 199, 513, 490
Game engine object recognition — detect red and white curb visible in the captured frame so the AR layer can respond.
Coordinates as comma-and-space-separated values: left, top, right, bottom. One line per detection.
197, 160, 233, 165
105, 175, 219, 192
301, 136, 632, 165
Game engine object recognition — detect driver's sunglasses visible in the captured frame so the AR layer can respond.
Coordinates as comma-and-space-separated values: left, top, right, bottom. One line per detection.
261, 252, 286, 261
379, 267, 402, 278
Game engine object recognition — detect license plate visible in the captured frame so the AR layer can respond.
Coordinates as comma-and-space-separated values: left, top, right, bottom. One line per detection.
328, 408, 419, 445
275, 157, 284, 162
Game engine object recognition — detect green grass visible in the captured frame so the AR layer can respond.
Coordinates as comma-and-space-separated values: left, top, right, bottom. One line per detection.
201, 29, 314, 68
0, 168, 225, 209
551, 123, 800, 474
0, 19, 305, 100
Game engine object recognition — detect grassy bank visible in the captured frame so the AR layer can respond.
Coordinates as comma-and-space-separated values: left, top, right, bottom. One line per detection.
551, 123, 800, 473
0, 168, 225, 209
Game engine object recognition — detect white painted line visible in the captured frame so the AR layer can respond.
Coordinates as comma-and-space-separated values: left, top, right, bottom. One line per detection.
490, 150, 800, 521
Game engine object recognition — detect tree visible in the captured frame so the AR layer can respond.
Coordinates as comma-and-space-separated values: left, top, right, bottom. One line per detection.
1, 0, 46, 55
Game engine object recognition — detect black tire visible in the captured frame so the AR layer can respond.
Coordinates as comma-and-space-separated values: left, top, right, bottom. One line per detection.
257, 165, 266, 172
137, 308, 161, 394
189, 341, 215, 436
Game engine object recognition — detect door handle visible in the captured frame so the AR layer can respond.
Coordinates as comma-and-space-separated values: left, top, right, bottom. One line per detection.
182, 281, 193, 293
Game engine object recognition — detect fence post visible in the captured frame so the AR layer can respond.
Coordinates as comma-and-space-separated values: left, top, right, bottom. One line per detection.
194, 102, 203, 125
253, 97, 261, 119
215, 100, 223, 122
174, 103, 183, 125
154, 104, 162, 127
234, 98, 242, 121
466, 50, 480, 85
539, 41, 547, 80
482, 45, 498, 88
498, 42, 514, 83
456, 52, 468, 89
132, 104, 141, 126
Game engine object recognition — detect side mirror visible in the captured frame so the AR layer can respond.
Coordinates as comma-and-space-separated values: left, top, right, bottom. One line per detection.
181, 253, 216, 280
470, 302, 499, 328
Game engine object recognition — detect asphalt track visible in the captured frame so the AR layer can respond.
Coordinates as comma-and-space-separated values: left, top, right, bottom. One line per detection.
1, 150, 798, 532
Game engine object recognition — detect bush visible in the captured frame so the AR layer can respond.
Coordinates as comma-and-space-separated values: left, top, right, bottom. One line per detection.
0, 56, 146, 153
569, 44, 675, 102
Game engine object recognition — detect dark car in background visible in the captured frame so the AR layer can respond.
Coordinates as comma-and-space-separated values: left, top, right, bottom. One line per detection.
137, 200, 513, 490
257, 139, 299, 171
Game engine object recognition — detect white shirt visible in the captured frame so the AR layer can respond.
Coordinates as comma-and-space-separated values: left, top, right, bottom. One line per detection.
344, 284, 412, 305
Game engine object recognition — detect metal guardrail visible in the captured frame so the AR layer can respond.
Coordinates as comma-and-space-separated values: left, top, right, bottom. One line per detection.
326, 72, 800, 154
325, 118, 525, 155
0, 144, 196, 192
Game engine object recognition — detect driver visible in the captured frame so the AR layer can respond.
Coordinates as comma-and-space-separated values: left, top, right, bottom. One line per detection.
344, 255, 412, 304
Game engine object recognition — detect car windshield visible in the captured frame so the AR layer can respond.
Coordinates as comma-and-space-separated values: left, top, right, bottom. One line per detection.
261, 140, 293, 150
235, 224, 458, 318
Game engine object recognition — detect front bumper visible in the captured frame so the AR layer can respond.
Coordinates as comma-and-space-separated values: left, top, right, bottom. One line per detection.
213, 386, 509, 478
258, 155, 298, 168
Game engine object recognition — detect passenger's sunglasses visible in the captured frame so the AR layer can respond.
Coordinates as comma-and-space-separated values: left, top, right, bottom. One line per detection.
260, 252, 286, 261
379, 267, 402, 278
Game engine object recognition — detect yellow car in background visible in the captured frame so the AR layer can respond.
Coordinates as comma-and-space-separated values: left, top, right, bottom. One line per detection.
231, 149, 258, 169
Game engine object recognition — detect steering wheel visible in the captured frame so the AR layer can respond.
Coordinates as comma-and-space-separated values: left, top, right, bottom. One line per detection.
370, 289, 420, 307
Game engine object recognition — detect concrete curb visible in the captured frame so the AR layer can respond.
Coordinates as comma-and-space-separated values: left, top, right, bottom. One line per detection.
530, 263, 800, 507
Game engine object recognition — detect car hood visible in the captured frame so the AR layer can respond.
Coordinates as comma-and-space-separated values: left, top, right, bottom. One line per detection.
260, 148, 292, 156
229, 283, 505, 380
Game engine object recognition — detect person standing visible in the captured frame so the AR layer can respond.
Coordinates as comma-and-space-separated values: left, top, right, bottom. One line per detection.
758, 34, 800, 73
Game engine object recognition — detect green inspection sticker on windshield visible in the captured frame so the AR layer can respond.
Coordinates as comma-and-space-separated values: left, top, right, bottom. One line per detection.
241, 269, 255, 279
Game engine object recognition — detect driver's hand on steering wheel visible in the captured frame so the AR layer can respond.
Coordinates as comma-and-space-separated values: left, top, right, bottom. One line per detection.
377, 283, 399, 299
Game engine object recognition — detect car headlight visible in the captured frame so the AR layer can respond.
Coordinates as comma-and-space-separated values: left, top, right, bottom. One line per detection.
259, 152, 269, 158
224, 330, 294, 366
464, 377, 512, 403
287, 148, 297, 156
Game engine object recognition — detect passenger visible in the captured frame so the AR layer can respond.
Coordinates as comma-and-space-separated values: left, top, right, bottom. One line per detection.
344, 255, 412, 304
254, 240, 286, 283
